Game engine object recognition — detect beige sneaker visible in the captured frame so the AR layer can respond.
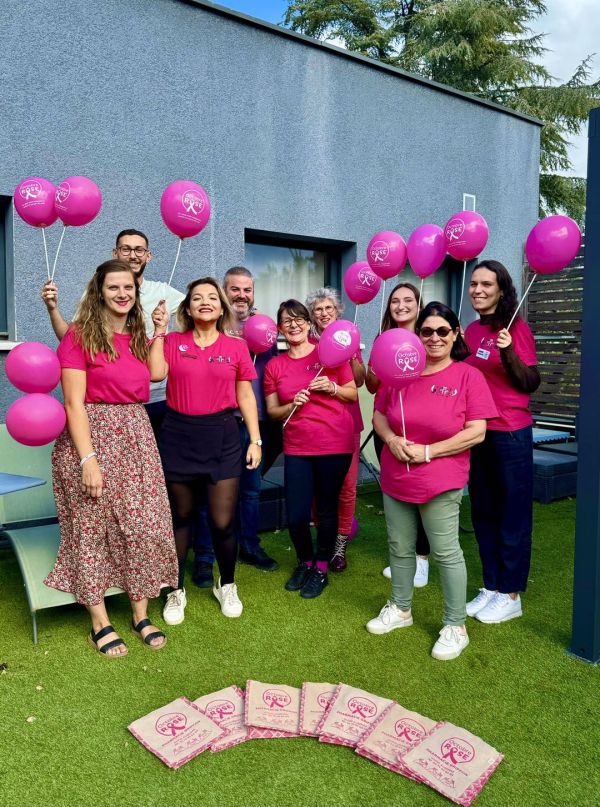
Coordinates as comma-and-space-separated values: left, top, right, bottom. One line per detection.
366, 601, 413, 634
213, 578, 243, 618
163, 588, 187, 625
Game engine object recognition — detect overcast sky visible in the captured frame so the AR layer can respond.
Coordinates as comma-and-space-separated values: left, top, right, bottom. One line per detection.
222, 0, 599, 176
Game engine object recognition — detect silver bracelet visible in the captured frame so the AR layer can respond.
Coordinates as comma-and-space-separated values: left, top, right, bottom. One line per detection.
329, 382, 338, 397
80, 451, 97, 466
424, 445, 431, 463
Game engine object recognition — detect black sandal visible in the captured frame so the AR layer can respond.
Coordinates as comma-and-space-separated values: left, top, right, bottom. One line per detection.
131, 618, 167, 651
88, 624, 128, 658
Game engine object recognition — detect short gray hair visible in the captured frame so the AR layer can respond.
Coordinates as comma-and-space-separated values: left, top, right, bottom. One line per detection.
305, 286, 344, 318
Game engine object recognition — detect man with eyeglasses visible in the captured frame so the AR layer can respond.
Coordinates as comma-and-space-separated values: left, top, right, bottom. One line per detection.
40, 229, 184, 433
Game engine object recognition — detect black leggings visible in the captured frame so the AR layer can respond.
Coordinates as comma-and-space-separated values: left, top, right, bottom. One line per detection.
167, 476, 239, 587
374, 432, 430, 557
285, 453, 352, 563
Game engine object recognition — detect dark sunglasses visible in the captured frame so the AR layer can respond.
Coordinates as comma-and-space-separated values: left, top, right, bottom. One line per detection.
419, 326, 454, 338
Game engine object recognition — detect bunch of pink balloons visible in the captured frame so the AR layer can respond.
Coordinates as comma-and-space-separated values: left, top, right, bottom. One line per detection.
14, 175, 102, 229
160, 180, 211, 239
318, 320, 360, 368
243, 314, 278, 354
5, 342, 66, 446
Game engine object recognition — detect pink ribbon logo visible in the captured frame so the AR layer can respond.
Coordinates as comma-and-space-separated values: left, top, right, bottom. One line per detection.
263, 690, 291, 709
347, 697, 377, 719
20, 181, 42, 200
55, 183, 70, 204
395, 718, 425, 742
445, 219, 465, 242
155, 712, 187, 737
369, 241, 389, 263
317, 691, 335, 709
395, 347, 419, 373
206, 699, 235, 722
441, 737, 475, 764
182, 191, 205, 216
358, 270, 376, 287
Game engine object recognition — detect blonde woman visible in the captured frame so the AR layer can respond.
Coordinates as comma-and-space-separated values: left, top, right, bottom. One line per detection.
45, 260, 178, 657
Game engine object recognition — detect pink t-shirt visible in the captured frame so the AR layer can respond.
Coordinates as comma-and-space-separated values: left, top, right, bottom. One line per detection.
375, 362, 497, 503
57, 328, 150, 404
163, 331, 257, 416
464, 318, 537, 431
264, 347, 355, 455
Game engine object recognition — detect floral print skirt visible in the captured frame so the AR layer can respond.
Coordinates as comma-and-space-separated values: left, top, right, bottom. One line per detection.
44, 403, 178, 606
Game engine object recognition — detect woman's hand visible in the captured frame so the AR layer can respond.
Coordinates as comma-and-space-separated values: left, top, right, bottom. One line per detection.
81, 457, 103, 498
246, 443, 262, 470
293, 389, 310, 407
41, 280, 58, 311
308, 376, 333, 395
151, 300, 169, 334
387, 435, 414, 463
497, 328, 512, 349
406, 443, 427, 464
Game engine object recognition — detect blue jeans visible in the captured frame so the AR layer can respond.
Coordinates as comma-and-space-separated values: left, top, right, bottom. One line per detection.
194, 420, 264, 562
468, 426, 533, 593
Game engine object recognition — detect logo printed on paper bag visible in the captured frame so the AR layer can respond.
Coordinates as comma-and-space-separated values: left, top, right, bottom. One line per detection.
369, 241, 389, 263
395, 718, 426, 743
445, 218, 465, 243
441, 737, 475, 764
347, 696, 377, 719
394, 345, 419, 374
317, 691, 334, 709
333, 330, 351, 348
20, 181, 43, 201
205, 699, 235, 722
155, 712, 187, 736
181, 190, 205, 217
263, 689, 292, 709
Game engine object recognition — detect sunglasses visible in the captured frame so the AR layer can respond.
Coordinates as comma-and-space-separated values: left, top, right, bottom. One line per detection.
419, 326, 454, 338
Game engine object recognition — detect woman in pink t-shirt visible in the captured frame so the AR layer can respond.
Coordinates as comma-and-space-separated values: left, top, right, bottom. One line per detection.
464, 260, 541, 625
149, 277, 261, 623
44, 260, 178, 658
365, 282, 431, 587
306, 286, 365, 572
264, 300, 357, 599
369, 302, 497, 661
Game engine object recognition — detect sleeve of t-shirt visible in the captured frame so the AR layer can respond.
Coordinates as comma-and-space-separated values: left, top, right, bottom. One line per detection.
374, 384, 391, 414
236, 341, 258, 382
263, 358, 278, 397
464, 366, 499, 421
512, 319, 537, 366
56, 328, 87, 371
335, 360, 354, 386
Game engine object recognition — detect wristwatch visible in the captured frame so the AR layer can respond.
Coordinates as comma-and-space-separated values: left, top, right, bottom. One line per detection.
251, 439, 263, 446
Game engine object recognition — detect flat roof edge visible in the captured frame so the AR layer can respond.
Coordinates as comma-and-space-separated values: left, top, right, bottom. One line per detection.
178, 0, 543, 127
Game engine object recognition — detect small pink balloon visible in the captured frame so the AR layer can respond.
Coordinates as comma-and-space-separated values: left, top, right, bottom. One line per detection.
367, 231, 407, 280
348, 515, 359, 541
243, 314, 278, 354
343, 261, 382, 304
13, 177, 58, 228
55, 176, 102, 227
444, 211, 488, 261
6, 342, 61, 394
160, 180, 211, 239
407, 224, 446, 279
525, 215, 581, 274
370, 328, 426, 389
6, 394, 66, 447
318, 320, 360, 368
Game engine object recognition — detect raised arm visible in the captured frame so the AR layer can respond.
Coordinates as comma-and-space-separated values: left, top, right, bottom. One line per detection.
41, 280, 69, 340
148, 300, 169, 381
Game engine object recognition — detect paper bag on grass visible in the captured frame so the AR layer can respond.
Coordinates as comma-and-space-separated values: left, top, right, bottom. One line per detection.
299, 681, 337, 737
244, 680, 302, 736
193, 685, 250, 753
316, 683, 393, 748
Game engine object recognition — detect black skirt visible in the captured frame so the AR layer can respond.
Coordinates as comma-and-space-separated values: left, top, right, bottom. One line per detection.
158, 407, 242, 483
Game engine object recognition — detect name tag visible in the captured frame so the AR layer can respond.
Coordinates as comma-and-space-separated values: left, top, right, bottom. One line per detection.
476, 347, 491, 360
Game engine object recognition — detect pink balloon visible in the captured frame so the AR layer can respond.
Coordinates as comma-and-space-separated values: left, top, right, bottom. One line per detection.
370, 328, 426, 389
6, 342, 61, 394
444, 211, 488, 261
318, 320, 360, 368
160, 180, 211, 239
407, 224, 446, 279
55, 176, 102, 227
367, 231, 407, 280
343, 261, 382, 304
525, 215, 581, 274
6, 394, 66, 447
243, 314, 278, 354
13, 177, 58, 228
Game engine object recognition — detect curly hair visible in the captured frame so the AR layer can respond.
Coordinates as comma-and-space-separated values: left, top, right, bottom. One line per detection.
176, 277, 234, 333
380, 282, 422, 333
72, 260, 147, 362
472, 260, 519, 330
416, 301, 471, 362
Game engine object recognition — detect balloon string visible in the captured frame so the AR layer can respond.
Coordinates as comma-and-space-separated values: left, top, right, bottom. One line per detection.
507, 274, 537, 330
419, 277, 424, 306
353, 306, 358, 325
379, 280, 386, 335
41, 228, 50, 281
458, 261, 466, 320
50, 225, 67, 281
399, 390, 410, 473
283, 366, 323, 429
253, 354, 257, 366
168, 239, 183, 286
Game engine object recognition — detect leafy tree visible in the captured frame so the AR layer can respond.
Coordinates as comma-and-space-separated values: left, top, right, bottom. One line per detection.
283, 0, 600, 223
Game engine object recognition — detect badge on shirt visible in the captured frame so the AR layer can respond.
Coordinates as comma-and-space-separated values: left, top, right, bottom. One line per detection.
179, 344, 189, 353
476, 347, 491, 360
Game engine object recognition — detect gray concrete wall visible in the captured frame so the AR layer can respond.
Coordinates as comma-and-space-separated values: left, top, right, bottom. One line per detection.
0, 0, 540, 416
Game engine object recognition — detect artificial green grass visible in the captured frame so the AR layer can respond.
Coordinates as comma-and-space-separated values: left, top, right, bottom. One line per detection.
0, 494, 597, 807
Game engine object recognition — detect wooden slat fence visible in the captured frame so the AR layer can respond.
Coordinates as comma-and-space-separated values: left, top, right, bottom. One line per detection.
522, 241, 584, 428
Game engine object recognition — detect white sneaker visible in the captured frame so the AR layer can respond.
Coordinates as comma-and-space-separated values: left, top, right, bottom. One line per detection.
431, 625, 469, 660
466, 588, 496, 617
382, 566, 392, 579
213, 578, 243, 618
366, 601, 413, 634
163, 588, 187, 625
414, 557, 429, 588
476, 592, 522, 624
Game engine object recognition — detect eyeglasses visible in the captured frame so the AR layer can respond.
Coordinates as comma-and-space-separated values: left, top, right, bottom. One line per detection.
280, 316, 308, 329
419, 326, 454, 338
117, 245, 149, 257
314, 305, 336, 315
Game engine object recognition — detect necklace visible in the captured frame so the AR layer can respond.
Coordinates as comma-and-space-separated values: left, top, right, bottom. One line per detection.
193, 329, 219, 351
